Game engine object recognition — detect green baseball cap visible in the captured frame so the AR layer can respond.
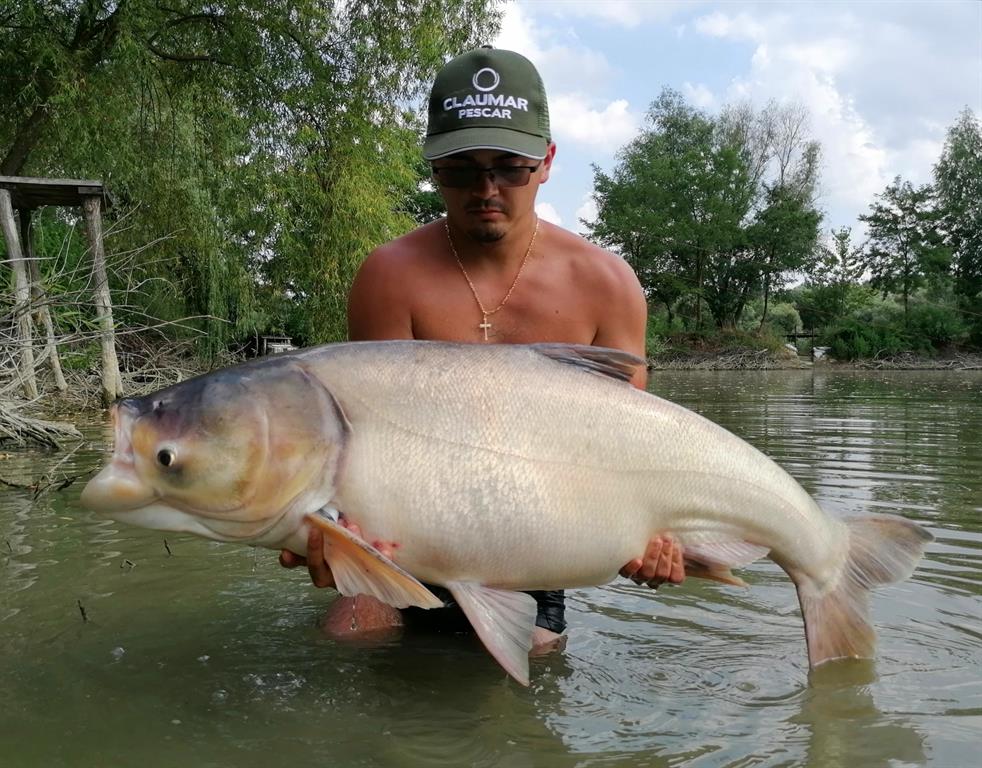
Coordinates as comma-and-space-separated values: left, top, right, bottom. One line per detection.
423, 47, 551, 161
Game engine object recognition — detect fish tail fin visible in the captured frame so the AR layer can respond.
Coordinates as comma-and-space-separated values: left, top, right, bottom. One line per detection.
795, 513, 932, 668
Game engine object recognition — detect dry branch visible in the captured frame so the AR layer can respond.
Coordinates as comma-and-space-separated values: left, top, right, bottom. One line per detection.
0, 399, 82, 449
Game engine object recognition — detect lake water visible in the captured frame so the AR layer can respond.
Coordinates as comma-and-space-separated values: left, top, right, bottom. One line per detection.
1, 370, 979, 767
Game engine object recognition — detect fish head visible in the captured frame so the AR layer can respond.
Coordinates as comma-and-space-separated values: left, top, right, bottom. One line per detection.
80, 362, 347, 546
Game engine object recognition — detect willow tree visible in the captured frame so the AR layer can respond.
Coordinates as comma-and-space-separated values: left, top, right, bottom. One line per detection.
1, 1, 501, 355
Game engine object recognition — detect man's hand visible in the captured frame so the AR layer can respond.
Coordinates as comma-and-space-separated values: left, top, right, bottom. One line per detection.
279, 520, 390, 588
279, 526, 335, 587
619, 535, 685, 589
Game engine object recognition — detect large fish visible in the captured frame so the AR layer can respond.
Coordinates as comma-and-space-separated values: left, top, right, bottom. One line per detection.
80, 341, 932, 684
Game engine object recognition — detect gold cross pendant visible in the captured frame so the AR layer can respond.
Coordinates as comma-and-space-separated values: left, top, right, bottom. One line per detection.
479, 317, 492, 341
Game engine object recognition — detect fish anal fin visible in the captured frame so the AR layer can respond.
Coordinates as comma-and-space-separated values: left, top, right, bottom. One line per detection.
683, 561, 748, 588
306, 513, 443, 610
681, 539, 770, 588
446, 582, 538, 686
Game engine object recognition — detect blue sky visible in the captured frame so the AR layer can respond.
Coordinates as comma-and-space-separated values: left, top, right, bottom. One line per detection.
492, 0, 982, 238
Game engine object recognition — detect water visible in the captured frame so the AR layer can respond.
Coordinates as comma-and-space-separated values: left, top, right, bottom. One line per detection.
1, 370, 979, 767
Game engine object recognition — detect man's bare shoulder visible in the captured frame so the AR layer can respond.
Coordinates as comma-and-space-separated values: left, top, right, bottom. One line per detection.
543, 222, 643, 297
358, 219, 447, 280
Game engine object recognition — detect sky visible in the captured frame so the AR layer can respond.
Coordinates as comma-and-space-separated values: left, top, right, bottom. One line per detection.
491, 0, 982, 238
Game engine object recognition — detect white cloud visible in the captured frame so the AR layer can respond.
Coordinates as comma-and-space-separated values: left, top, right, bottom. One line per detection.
694, 10, 768, 41
574, 196, 598, 235
691, 3, 981, 227
550, 95, 640, 153
495, 3, 617, 94
683, 82, 715, 109
524, 0, 699, 28
536, 201, 563, 226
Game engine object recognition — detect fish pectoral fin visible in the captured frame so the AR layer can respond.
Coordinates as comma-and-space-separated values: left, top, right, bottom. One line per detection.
305, 513, 443, 610
446, 582, 538, 687
682, 539, 771, 588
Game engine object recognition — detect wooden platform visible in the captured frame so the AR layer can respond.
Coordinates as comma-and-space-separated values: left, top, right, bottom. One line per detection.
0, 175, 112, 210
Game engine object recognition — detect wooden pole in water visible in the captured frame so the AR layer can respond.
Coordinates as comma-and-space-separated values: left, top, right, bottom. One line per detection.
19, 208, 68, 393
82, 195, 123, 406
0, 188, 39, 399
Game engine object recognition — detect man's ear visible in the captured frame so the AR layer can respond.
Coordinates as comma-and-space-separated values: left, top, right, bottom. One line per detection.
539, 142, 557, 185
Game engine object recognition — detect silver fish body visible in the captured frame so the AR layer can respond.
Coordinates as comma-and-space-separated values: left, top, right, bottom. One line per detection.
81, 341, 932, 684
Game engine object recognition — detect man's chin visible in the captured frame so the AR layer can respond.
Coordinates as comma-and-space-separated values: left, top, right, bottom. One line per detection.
467, 222, 507, 243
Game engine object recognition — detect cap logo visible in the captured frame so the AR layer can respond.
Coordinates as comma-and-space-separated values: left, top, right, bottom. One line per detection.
472, 67, 500, 92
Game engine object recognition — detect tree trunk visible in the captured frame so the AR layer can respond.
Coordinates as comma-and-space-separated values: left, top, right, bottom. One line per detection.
758, 274, 771, 332
695, 252, 703, 329
0, 189, 39, 399
82, 195, 123, 406
20, 209, 68, 393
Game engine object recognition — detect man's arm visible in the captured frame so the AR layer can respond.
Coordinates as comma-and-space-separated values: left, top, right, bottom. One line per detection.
589, 253, 649, 390
347, 247, 415, 341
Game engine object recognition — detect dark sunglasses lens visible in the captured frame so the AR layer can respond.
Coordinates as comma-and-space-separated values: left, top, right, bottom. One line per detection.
434, 166, 536, 188
494, 167, 532, 187
436, 168, 476, 188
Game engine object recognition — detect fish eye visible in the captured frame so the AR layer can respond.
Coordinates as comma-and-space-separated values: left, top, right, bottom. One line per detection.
157, 448, 176, 468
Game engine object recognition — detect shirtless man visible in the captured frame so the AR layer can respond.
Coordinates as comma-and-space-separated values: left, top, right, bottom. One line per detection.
281, 47, 685, 650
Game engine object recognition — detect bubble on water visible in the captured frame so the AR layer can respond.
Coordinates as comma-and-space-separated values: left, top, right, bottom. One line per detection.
198, 654, 210, 663
171, 719, 181, 725
110, 646, 125, 661
212, 689, 229, 704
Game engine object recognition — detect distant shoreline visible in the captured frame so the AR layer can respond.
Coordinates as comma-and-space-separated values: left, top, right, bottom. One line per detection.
647, 350, 982, 371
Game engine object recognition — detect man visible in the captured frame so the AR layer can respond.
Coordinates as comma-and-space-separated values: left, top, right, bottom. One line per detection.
281, 47, 685, 651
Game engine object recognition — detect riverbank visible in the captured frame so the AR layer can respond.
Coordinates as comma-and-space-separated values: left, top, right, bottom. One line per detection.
648, 349, 982, 371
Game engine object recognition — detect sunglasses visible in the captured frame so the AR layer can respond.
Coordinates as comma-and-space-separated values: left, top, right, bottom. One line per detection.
431, 162, 542, 189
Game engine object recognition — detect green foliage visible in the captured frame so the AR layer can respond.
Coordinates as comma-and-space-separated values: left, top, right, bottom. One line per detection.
586, 91, 821, 331
905, 302, 969, 348
741, 300, 801, 336
823, 319, 913, 360
858, 177, 949, 318
1, 0, 502, 357
934, 108, 982, 305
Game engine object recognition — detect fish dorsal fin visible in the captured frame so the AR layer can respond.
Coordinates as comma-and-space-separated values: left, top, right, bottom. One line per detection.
306, 513, 444, 610
531, 344, 644, 384
446, 582, 538, 686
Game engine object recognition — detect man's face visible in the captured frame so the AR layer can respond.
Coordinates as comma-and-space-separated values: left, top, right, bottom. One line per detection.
431, 144, 555, 243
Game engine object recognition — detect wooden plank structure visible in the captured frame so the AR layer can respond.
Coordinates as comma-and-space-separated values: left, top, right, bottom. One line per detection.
0, 176, 122, 405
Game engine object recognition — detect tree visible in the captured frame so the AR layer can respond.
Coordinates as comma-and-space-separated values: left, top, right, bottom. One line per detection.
587, 90, 752, 329
587, 91, 822, 331
745, 184, 822, 331
934, 108, 982, 317
794, 226, 868, 331
858, 177, 948, 320
1, 1, 502, 354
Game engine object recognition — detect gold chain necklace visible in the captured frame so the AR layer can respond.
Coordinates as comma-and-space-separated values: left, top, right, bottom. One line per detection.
446, 217, 539, 341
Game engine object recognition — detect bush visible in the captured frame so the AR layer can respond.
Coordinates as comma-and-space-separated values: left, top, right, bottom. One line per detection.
906, 302, 968, 347
822, 319, 912, 360
763, 302, 802, 336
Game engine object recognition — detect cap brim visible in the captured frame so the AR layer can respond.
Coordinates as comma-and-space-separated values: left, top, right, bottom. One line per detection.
423, 127, 548, 160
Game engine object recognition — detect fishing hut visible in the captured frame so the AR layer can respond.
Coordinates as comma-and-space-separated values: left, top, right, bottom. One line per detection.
0, 176, 121, 405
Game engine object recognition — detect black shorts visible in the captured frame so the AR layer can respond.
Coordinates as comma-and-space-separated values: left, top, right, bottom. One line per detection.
402, 587, 567, 635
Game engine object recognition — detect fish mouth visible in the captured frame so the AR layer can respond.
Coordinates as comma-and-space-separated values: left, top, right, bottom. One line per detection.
80, 400, 159, 513
80, 460, 159, 512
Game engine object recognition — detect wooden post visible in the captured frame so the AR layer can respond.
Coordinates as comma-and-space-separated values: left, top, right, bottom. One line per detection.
82, 195, 123, 405
0, 189, 39, 399
20, 209, 68, 393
